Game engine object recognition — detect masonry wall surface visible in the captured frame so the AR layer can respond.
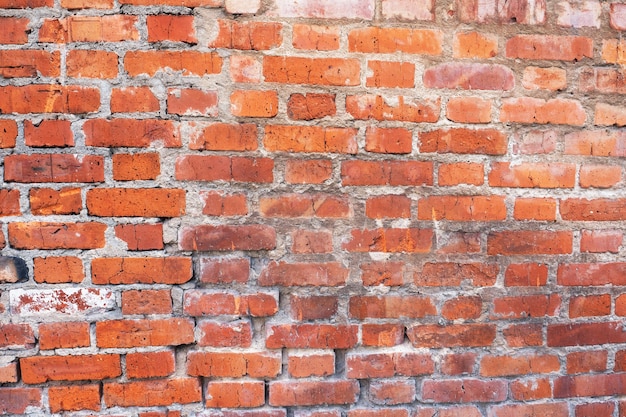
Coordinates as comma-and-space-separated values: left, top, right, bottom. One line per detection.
1, 0, 626, 415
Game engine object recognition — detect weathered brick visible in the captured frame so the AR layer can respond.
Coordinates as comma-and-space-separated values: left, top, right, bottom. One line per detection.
124, 51, 222, 76
48, 384, 100, 413
103, 378, 201, 407
180, 225, 276, 251
8, 222, 105, 249
346, 95, 440, 122
92, 257, 191, 285
87, 188, 185, 217
84, 119, 180, 147
349, 27, 442, 54
20, 354, 121, 384
264, 56, 359, 86
96, 318, 194, 348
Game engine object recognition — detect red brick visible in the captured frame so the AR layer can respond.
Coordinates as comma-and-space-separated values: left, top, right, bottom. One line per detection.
480, 354, 559, 376
0, 323, 34, 349
124, 51, 222, 76
408, 324, 496, 347
369, 380, 416, 405
0, 388, 42, 415
269, 381, 359, 406
342, 161, 434, 186
127, 350, 175, 379
180, 224, 276, 251
417, 262, 498, 287
112, 153, 160, 181
523, 66, 567, 91
382, 0, 433, 20
61, 0, 112, 8
260, 193, 349, 218
187, 351, 281, 378
67, 49, 118, 78
40, 16, 139, 42
489, 403, 568, 417
0, 120, 17, 148
39, 322, 90, 350
147, 15, 196, 43
0, 17, 29, 44
210, 20, 281, 50
580, 165, 621, 188
203, 191, 248, 216
422, 379, 507, 403
347, 353, 434, 378
290, 295, 338, 320
505, 263, 548, 286
441, 353, 476, 375
360, 262, 404, 286
0, 85, 100, 114
49, 384, 100, 413
292, 24, 339, 50
567, 350, 607, 374
0, 361, 17, 383
489, 162, 575, 188
561, 198, 626, 221
510, 377, 552, 401
92, 257, 191, 285
273, 0, 373, 19
365, 195, 411, 219
506, 35, 593, 61
260, 261, 348, 286
344, 228, 433, 253
346, 95, 440, 122
558, 263, 626, 286
288, 353, 334, 378
365, 127, 412, 154
0, 0, 50, 6
205, 381, 264, 408
167, 89, 218, 117
114, 224, 163, 250
436, 232, 481, 254
416, 407, 482, 417
103, 378, 201, 407
367, 60, 415, 88
579, 66, 626, 93
453, 31, 497, 58
438, 163, 484, 186
24, 120, 73, 147
418, 195, 506, 221
8, 222, 105, 249
493, 294, 561, 319
84, 119, 180, 147
554, 373, 626, 397
446, 97, 491, 123
617, 295, 626, 316
564, 130, 626, 156
615, 350, 626, 370
581, 230, 622, 253
611, 3, 626, 30
87, 188, 185, 217
264, 56, 359, 86
0, 189, 19, 216
175, 155, 273, 182
230, 55, 262, 83
199, 258, 250, 284
110, 87, 159, 113
570, 294, 611, 318
33, 256, 83, 283
456, 0, 546, 23
442, 296, 482, 320
188, 122, 257, 151
284, 159, 332, 184
230, 90, 277, 117
548, 321, 626, 346
292, 230, 333, 254
349, 27, 441, 54
362, 324, 404, 347
265, 125, 357, 153
420, 128, 506, 155
287, 93, 336, 120
266, 324, 358, 349
5, 154, 103, 183
183, 291, 277, 317
514, 129, 558, 154
0, 50, 60, 78
576, 402, 615, 417
122, 289, 172, 315
349, 295, 435, 319
20, 354, 120, 384
504, 323, 543, 347
96, 318, 194, 348
424, 62, 514, 90
120, 0, 220, 4
501, 97, 586, 125
197, 319, 252, 347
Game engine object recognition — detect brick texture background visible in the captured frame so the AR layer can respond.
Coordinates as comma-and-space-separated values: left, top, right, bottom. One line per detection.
1, 0, 626, 415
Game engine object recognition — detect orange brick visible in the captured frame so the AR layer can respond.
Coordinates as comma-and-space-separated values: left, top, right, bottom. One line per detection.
293, 24, 339, 50
110, 87, 159, 113
147, 15, 196, 43
580, 165, 621, 188
48, 385, 100, 413
0, 50, 60, 78
365, 127, 412, 154
438, 163, 484, 186
285, 159, 332, 184
453, 31, 497, 58
126, 350, 175, 379
366, 60, 415, 88
446, 97, 492, 123
167, 89, 218, 117
523, 66, 567, 91
349, 27, 442, 54
202, 191, 248, 216
231, 90, 278, 117
39, 322, 90, 350
0, 17, 29, 44
114, 223, 163, 250
514, 198, 557, 221
67, 50, 118, 78
34, 256, 84, 283
40, 16, 139, 43
112, 153, 160, 181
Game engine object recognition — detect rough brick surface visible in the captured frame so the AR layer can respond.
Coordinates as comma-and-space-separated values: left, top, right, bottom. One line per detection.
1, 1, 625, 416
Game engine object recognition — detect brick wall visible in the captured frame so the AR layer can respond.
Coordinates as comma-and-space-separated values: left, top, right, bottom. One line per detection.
1, 0, 626, 415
